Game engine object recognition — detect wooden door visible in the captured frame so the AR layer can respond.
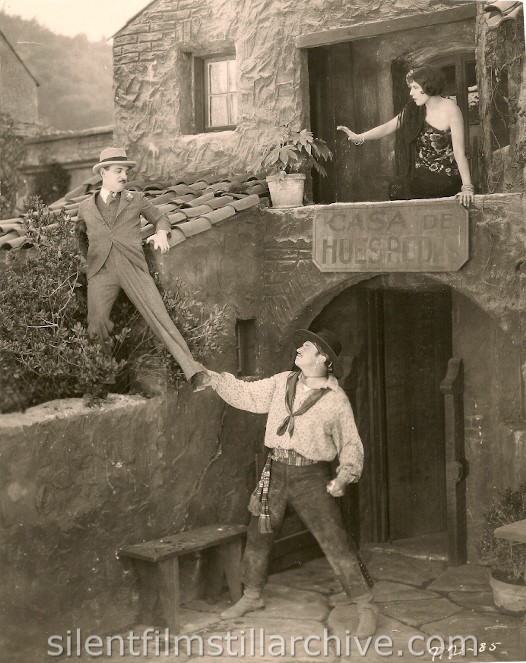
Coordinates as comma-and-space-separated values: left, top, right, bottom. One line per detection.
366, 287, 451, 541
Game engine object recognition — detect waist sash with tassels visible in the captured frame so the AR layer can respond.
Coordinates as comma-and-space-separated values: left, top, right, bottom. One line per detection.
249, 371, 329, 533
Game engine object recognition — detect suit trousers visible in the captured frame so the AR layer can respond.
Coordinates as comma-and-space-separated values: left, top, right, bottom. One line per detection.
87, 248, 201, 380
242, 460, 371, 599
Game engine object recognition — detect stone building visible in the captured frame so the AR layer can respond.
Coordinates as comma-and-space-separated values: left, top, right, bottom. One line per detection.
1, 0, 525, 654
112, 0, 526, 559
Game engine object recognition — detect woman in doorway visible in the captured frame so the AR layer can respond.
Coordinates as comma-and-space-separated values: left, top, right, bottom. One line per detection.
337, 65, 474, 206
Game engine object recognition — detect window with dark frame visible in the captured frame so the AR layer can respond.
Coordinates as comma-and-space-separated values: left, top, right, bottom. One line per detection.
195, 55, 238, 133
236, 319, 257, 376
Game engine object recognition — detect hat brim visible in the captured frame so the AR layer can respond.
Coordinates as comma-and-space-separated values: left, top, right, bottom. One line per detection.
293, 329, 343, 378
92, 160, 136, 175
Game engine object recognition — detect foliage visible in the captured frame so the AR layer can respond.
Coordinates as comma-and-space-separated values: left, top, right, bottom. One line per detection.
33, 162, 71, 205
250, 125, 332, 178
479, 484, 526, 584
0, 113, 26, 218
0, 201, 228, 413
0, 12, 113, 131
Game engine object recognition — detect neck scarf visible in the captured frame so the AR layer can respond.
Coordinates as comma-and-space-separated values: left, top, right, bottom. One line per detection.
276, 371, 329, 436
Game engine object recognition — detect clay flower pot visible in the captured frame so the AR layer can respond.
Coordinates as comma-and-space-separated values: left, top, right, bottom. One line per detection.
266, 173, 306, 208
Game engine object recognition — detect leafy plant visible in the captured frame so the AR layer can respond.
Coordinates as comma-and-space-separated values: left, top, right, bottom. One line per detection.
0, 200, 228, 412
251, 125, 332, 178
479, 484, 526, 584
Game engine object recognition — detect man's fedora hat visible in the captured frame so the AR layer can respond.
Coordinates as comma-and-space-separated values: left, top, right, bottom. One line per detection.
92, 147, 137, 175
293, 328, 343, 378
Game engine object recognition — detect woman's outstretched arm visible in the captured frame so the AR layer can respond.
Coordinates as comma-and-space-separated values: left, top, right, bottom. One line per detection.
337, 115, 398, 144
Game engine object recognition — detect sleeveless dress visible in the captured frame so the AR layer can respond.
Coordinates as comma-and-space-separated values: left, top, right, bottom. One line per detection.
410, 120, 461, 198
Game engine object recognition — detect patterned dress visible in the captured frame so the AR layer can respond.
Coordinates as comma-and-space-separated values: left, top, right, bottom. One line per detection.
411, 121, 461, 198
415, 121, 460, 178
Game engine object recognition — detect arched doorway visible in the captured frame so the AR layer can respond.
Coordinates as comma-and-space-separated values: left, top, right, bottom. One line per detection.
311, 274, 454, 555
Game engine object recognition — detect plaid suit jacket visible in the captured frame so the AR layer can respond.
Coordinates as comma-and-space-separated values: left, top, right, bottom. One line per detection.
76, 192, 171, 279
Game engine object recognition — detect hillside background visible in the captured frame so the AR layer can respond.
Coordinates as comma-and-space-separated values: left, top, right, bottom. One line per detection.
1, 12, 113, 131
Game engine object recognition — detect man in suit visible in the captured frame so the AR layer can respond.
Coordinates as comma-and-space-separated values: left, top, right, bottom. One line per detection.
76, 147, 208, 391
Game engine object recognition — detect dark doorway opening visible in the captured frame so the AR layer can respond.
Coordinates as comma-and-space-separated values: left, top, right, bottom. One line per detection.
310, 278, 454, 557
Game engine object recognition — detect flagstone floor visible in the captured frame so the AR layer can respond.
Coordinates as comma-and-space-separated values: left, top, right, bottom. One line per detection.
68, 548, 522, 663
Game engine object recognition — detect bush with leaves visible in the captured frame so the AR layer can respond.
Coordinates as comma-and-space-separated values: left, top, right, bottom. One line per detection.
0, 200, 228, 413
479, 484, 526, 584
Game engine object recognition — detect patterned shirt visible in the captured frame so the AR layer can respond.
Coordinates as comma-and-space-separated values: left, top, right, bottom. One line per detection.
415, 121, 460, 177
209, 370, 364, 484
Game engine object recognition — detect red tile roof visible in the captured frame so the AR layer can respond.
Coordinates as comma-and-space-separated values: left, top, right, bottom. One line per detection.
0, 173, 269, 254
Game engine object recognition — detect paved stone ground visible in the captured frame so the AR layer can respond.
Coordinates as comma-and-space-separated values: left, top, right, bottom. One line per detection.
48, 550, 524, 662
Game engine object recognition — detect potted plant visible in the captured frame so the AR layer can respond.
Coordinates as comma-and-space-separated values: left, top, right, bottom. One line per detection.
479, 484, 526, 613
251, 125, 332, 208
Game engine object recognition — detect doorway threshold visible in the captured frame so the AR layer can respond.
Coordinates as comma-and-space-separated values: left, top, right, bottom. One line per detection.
362, 531, 448, 562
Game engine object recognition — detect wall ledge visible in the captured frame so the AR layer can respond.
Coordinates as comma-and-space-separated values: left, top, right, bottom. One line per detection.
0, 394, 151, 430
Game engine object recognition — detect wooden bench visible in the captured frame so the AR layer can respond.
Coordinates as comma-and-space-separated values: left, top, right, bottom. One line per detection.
119, 524, 247, 632
494, 519, 526, 659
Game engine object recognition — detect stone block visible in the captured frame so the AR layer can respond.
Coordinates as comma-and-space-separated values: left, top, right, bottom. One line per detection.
379, 598, 463, 628
120, 22, 151, 35
113, 35, 139, 46
114, 54, 140, 65
367, 551, 446, 587
138, 31, 164, 42
427, 565, 491, 593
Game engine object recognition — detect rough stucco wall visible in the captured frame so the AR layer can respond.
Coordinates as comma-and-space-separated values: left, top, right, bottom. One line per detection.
476, 3, 525, 192
113, 0, 469, 181
0, 390, 256, 656
256, 194, 526, 558
452, 292, 524, 559
0, 35, 38, 125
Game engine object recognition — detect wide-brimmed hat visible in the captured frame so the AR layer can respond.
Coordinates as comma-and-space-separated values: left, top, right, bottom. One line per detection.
92, 147, 136, 175
293, 328, 343, 378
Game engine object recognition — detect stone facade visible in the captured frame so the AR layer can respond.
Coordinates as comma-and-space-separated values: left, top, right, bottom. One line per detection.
23, 126, 114, 192
2, 0, 526, 655
113, 0, 478, 184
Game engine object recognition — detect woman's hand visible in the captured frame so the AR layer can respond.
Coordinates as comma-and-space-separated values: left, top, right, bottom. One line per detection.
337, 126, 364, 144
456, 185, 475, 208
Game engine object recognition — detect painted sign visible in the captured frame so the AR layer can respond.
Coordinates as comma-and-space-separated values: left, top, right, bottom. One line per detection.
312, 200, 469, 272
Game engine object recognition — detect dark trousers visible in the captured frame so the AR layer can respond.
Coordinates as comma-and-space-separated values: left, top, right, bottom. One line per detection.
242, 461, 371, 599
87, 248, 201, 380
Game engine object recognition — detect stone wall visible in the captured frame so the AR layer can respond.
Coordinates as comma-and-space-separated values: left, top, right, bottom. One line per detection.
113, 0, 475, 182
23, 126, 114, 192
255, 194, 526, 554
0, 210, 266, 659
2, 193, 524, 656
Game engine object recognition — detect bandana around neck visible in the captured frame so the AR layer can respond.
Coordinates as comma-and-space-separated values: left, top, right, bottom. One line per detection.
276, 371, 329, 437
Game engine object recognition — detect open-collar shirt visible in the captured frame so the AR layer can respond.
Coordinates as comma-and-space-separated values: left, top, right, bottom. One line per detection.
209, 370, 364, 484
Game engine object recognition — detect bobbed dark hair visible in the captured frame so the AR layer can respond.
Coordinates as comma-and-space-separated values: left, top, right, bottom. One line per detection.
406, 65, 445, 97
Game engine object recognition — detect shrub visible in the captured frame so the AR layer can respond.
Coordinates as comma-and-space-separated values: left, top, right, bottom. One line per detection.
0, 200, 228, 412
479, 484, 526, 584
